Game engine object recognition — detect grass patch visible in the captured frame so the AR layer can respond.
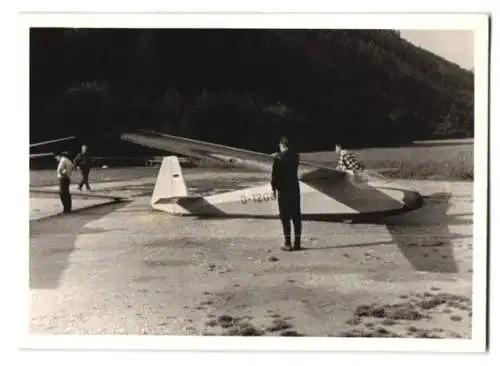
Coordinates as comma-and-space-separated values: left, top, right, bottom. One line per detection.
337, 327, 399, 338
281, 330, 305, 336
413, 330, 442, 339
381, 319, 399, 326
416, 292, 471, 311
205, 320, 218, 327
303, 143, 473, 181
223, 322, 264, 336
355, 305, 385, 318
446, 301, 470, 309
356, 303, 426, 321
210, 314, 264, 336
346, 317, 361, 326
352, 293, 470, 325
405, 326, 443, 338
266, 319, 293, 332
416, 298, 447, 310
217, 314, 239, 328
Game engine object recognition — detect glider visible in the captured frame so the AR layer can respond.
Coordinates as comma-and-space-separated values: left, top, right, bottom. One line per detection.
30, 136, 76, 159
30, 136, 76, 149
121, 130, 423, 222
30, 152, 61, 159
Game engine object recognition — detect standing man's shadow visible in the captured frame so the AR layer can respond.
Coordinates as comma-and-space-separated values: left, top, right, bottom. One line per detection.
378, 192, 472, 273
29, 201, 130, 289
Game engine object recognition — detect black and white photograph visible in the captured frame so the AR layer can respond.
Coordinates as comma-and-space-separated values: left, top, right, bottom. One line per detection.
22, 12, 489, 353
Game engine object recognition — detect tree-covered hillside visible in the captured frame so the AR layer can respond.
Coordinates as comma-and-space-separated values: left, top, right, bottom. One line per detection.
29, 28, 474, 154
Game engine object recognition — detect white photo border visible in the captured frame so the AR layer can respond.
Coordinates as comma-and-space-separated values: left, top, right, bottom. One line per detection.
18, 11, 489, 354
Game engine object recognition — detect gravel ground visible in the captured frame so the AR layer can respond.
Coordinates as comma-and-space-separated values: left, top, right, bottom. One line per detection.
29, 169, 473, 339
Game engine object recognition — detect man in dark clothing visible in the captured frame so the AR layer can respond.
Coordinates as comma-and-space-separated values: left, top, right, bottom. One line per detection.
271, 136, 302, 251
73, 144, 92, 192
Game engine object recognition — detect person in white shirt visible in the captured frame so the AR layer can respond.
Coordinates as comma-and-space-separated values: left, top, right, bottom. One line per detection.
54, 152, 74, 214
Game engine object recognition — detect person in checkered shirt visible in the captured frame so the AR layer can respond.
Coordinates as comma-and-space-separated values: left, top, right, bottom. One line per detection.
335, 144, 364, 172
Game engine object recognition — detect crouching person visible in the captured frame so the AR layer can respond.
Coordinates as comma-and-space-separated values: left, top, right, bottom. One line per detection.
335, 143, 364, 173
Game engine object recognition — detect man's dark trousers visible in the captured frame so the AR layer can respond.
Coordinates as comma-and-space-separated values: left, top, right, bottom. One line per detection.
277, 186, 302, 248
59, 176, 72, 213
78, 167, 91, 191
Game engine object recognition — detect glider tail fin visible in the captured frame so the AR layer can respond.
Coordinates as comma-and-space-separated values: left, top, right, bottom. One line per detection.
151, 156, 189, 205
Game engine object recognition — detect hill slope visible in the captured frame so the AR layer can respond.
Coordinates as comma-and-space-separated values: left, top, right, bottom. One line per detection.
29, 29, 474, 153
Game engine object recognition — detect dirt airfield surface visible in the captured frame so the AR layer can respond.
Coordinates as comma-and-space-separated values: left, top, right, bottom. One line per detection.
29, 168, 473, 338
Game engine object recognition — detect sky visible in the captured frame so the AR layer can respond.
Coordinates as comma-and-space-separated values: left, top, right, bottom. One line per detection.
399, 30, 474, 70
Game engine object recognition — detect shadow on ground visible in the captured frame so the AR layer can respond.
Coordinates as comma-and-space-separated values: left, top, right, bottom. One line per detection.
379, 192, 472, 273
302, 192, 471, 274
186, 191, 471, 274
29, 201, 130, 289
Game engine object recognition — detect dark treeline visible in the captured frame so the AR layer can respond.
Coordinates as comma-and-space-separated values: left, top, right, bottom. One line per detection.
30, 28, 474, 154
